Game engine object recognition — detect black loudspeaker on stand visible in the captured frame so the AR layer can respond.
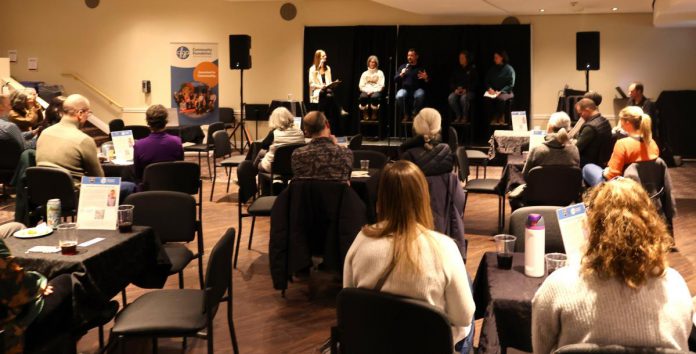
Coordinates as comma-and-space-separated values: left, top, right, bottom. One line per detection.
229, 35, 253, 153
576, 31, 600, 92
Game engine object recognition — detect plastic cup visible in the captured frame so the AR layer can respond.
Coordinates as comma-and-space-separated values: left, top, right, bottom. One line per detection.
118, 205, 134, 232
360, 160, 370, 171
57, 223, 78, 255
545, 253, 567, 275
493, 234, 516, 269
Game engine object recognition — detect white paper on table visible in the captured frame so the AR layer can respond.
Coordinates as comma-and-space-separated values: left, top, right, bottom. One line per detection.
110, 130, 135, 162
26, 246, 60, 254
483, 91, 499, 99
294, 117, 302, 130
77, 177, 121, 230
556, 203, 590, 266
511, 111, 528, 132
528, 129, 546, 152
79, 237, 105, 247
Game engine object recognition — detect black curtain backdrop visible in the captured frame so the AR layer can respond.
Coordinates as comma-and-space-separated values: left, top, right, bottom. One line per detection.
303, 24, 530, 139
304, 26, 397, 136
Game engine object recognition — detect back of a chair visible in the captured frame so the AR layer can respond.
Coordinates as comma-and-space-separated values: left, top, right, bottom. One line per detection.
351, 150, 388, 169
125, 191, 197, 243
212, 130, 232, 159
206, 122, 226, 146
625, 159, 666, 202
25, 167, 77, 210
509, 206, 564, 253
142, 161, 200, 195
123, 125, 150, 140
455, 147, 471, 182
554, 343, 689, 354
218, 107, 236, 125
348, 134, 363, 150
524, 165, 582, 206
0, 138, 22, 181
204, 227, 235, 314
236, 160, 258, 205
270, 142, 305, 178
448, 126, 458, 153
335, 288, 453, 354
108, 118, 125, 133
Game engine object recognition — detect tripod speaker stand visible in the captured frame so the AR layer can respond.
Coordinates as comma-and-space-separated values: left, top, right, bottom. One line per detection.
230, 69, 253, 154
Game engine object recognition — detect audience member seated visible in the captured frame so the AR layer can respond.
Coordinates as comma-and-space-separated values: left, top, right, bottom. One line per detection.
400, 108, 454, 176
291, 111, 352, 182
568, 91, 602, 140
532, 178, 692, 353
0, 95, 31, 152
509, 111, 579, 209
36, 94, 136, 199
133, 104, 184, 181
583, 106, 658, 187
358, 55, 385, 121
40, 96, 66, 134
257, 107, 305, 173
573, 98, 612, 167
627, 82, 657, 132
8, 88, 44, 133
343, 160, 475, 353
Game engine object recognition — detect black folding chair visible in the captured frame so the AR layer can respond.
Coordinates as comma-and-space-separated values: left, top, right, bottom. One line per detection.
112, 228, 239, 354
142, 161, 203, 225
210, 130, 245, 201
122, 125, 151, 140
235, 160, 276, 268
25, 167, 78, 222
456, 147, 505, 233
184, 121, 226, 178
351, 150, 388, 169
258, 142, 305, 195
0, 138, 22, 196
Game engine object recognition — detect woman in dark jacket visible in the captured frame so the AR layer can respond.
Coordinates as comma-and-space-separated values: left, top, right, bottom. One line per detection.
400, 108, 454, 176
483, 49, 515, 125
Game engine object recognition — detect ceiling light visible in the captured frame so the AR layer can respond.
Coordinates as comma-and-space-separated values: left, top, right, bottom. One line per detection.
612, 7, 618, 11
539, 8, 545, 12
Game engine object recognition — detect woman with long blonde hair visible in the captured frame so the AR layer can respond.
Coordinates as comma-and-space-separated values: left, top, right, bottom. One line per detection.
343, 160, 475, 352
582, 106, 659, 186
308, 49, 343, 135
532, 178, 692, 353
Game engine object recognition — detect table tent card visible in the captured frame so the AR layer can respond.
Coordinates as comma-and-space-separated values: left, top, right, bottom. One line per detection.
511, 111, 528, 132
77, 177, 121, 230
556, 203, 590, 266
110, 130, 135, 164
528, 129, 546, 153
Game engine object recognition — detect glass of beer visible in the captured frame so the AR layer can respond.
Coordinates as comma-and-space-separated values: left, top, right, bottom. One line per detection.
57, 223, 78, 255
118, 205, 134, 232
493, 234, 516, 270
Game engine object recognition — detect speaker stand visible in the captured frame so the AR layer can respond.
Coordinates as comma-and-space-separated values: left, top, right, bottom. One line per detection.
230, 69, 252, 154
585, 67, 590, 92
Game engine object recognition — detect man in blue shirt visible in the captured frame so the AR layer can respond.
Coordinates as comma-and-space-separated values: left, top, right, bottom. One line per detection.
394, 49, 429, 122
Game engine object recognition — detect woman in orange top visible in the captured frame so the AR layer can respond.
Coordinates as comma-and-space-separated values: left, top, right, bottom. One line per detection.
582, 106, 658, 186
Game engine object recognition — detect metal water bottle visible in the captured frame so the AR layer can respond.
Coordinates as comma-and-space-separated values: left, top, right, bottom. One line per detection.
524, 213, 545, 277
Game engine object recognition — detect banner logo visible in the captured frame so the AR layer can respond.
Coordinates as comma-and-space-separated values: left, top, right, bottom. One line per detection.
176, 46, 190, 60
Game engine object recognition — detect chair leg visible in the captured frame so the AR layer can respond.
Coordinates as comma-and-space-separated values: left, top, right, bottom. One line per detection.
210, 166, 217, 202
225, 166, 232, 193
234, 220, 243, 269
183, 336, 187, 349
198, 255, 205, 290
207, 319, 214, 354
228, 295, 240, 354
152, 337, 158, 354
98, 325, 105, 348
178, 271, 184, 289
197, 152, 203, 176
121, 289, 127, 306
248, 216, 256, 250
205, 153, 212, 179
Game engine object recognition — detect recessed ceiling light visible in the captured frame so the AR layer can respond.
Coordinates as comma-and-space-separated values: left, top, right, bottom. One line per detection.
540, 8, 545, 12
612, 7, 619, 11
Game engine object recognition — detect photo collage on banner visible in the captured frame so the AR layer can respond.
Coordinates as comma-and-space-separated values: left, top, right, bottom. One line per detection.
170, 42, 219, 125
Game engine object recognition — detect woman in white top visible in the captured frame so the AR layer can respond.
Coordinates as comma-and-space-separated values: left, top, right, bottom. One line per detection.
343, 160, 475, 353
532, 177, 693, 354
358, 55, 385, 121
258, 107, 305, 173
308, 49, 343, 135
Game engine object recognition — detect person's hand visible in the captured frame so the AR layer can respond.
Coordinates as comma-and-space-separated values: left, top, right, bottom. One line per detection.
456, 87, 464, 95
399, 67, 408, 77
487, 88, 495, 95
42, 285, 54, 296
417, 70, 428, 81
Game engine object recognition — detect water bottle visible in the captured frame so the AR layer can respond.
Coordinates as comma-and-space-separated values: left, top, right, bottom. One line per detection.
524, 214, 545, 277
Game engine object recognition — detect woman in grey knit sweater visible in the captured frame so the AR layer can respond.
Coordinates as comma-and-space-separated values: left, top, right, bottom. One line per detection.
532, 178, 692, 353
521, 111, 579, 180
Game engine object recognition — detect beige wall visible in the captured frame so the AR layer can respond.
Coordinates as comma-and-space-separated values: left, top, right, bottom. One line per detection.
1, 0, 695, 135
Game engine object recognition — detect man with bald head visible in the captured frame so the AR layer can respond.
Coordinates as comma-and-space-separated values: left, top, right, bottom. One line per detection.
574, 98, 612, 167
37, 94, 136, 197
291, 111, 352, 182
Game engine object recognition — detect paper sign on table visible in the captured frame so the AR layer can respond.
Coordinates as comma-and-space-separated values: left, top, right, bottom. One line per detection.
556, 203, 590, 266
77, 177, 121, 230
110, 130, 135, 162
528, 129, 546, 153
511, 111, 528, 132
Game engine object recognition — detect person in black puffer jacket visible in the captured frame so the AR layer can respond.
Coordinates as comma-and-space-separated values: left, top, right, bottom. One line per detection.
400, 108, 454, 176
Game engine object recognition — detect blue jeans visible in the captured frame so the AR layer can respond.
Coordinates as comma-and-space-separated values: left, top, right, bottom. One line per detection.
448, 92, 472, 119
582, 163, 605, 187
119, 181, 137, 203
396, 88, 425, 118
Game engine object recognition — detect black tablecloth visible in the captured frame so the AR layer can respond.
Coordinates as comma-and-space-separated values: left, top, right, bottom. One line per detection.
5, 226, 171, 324
473, 252, 547, 354
102, 162, 136, 182
495, 154, 525, 194
350, 168, 381, 223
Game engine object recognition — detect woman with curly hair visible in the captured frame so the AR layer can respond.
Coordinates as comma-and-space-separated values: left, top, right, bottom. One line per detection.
8, 88, 44, 132
531, 178, 692, 354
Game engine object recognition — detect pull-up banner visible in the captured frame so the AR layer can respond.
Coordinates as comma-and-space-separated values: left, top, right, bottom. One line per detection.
170, 42, 219, 126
